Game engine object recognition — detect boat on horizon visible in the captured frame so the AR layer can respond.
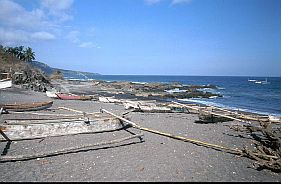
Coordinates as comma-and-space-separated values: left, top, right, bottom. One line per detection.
255, 78, 270, 84
248, 78, 257, 82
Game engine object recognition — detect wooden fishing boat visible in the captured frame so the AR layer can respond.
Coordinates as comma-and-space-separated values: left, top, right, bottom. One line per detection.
0, 117, 126, 141
0, 101, 53, 112
56, 93, 93, 100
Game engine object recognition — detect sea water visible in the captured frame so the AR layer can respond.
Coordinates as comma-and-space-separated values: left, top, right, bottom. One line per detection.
64, 75, 281, 116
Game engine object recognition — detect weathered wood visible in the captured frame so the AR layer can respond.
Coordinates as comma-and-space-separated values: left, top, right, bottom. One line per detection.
0, 117, 125, 141
0, 101, 53, 112
123, 101, 172, 113
0, 134, 144, 162
172, 101, 251, 124
9, 111, 85, 117
58, 106, 100, 115
101, 108, 278, 160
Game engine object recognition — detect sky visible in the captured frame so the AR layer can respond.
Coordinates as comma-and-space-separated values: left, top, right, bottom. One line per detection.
0, 0, 281, 76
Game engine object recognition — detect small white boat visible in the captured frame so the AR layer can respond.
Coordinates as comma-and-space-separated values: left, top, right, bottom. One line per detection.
255, 78, 270, 84
248, 79, 257, 82
0, 78, 12, 89
46, 91, 59, 98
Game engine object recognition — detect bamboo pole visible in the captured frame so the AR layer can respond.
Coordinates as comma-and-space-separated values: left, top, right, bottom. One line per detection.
172, 101, 251, 124
10, 111, 86, 117
0, 134, 143, 162
209, 106, 269, 122
100, 108, 278, 160
3, 117, 118, 125
58, 106, 100, 115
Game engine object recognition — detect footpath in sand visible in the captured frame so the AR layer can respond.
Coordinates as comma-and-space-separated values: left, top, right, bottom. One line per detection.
0, 82, 280, 182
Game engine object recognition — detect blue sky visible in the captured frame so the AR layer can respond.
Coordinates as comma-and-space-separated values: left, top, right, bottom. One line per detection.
0, 0, 280, 76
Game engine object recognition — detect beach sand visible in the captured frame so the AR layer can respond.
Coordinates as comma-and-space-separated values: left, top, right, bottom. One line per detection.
0, 83, 280, 182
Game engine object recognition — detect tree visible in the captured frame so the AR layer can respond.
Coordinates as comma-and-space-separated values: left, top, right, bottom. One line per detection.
23, 47, 35, 62
16, 46, 24, 60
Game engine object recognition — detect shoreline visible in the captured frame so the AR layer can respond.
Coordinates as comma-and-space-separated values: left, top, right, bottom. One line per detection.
61, 78, 281, 118
0, 81, 280, 181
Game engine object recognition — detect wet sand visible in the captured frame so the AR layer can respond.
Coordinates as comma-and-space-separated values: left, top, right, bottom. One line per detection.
0, 84, 280, 182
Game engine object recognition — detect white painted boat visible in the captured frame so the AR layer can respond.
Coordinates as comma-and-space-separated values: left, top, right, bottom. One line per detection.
255, 78, 270, 84
0, 78, 12, 89
248, 79, 256, 82
46, 91, 59, 98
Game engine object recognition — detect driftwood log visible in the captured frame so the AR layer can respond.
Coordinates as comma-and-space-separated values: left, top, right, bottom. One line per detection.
229, 122, 281, 172
0, 134, 144, 162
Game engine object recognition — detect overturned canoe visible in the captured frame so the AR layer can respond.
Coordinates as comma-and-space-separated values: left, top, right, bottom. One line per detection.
56, 93, 93, 100
0, 101, 53, 112
0, 117, 127, 141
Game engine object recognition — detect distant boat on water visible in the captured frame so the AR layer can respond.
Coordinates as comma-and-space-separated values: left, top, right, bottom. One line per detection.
248, 79, 257, 82
255, 78, 270, 84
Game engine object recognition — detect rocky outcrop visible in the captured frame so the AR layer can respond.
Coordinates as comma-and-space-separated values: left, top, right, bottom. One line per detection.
12, 69, 53, 92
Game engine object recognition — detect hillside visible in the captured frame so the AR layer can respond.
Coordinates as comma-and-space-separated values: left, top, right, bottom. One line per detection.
1, 46, 100, 92
0, 47, 51, 91
30, 61, 101, 79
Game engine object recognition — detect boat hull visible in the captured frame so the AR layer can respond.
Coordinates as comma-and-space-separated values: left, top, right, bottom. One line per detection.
56, 93, 92, 100
0, 118, 125, 141
0, 101, 53, 112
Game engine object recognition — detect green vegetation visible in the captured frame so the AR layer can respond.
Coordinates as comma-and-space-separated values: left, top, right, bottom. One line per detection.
0, 45, 35, 62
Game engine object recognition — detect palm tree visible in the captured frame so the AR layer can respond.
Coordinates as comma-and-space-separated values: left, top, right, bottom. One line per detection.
16, 46, 24, 60
23, 47, 35, 62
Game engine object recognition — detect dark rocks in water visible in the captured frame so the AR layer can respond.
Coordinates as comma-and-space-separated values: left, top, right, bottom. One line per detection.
162, 91, 222, 99
89, 80, 221, 100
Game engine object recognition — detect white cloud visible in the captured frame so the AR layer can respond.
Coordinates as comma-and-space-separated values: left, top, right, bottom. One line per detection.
0, 28, 29, 44
144, 0, 162, 5
66, 30, 80, 43
41, 0, 74, 22
144, 0, 192, 5
0, 0, 73, 45
31, 32, 56, 40
78, 42, 94, 48
66, 30, 99, 49
0, 28, 55, 45
171, 0, 192, 5
0, 0, 49, 30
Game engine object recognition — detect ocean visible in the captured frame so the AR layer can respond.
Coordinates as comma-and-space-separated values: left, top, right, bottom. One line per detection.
64, 75, 281, 116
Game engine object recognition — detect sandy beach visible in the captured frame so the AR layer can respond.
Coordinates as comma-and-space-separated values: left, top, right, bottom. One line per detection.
0, 81, 280, 182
